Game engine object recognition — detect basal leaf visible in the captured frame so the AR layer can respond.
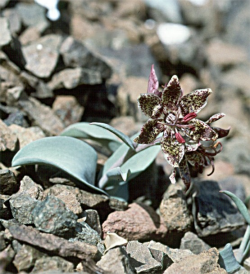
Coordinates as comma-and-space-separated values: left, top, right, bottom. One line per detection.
11, 136, 108, 195
219, 243, 241, 273
60, 122, 121, 152
91, 122, 135, 151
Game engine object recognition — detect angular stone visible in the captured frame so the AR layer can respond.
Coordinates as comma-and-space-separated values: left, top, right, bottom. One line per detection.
163, 248, 227, 274
102, 203, 168, 242
0, 119, 18, 151
19, 26, 41, 46
193, 180, 245, 237
31, 256, 74, 273
0, 169, 18, 195
160, 184, 193, 232
22, 34, 62, 78
97, 247, 135, 274
126, 241, 162, 273
52, 95, 84, 127
18, 97, 64, 136
18, 176, 44, 200
5, 86, 25, 106
243, 256, 250, 271
60, 36, 112, 79
83, 209, 102, 236
9, 124, 45, 149
13, 244, 45, 272
0, 0, 9, 9
0, 245, 15, 270
0, 194, 12, 219
8, 223, 100, 260
0, 231, 6, 252
0, 17, 12, 48
32, 195, 78, 237
148, 247, 173, 270
180, 231, 211, 255
2, 8, 22, 35
48, 67, 102, 90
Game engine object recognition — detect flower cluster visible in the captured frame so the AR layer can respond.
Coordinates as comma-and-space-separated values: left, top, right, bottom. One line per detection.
134, 65, 230, 190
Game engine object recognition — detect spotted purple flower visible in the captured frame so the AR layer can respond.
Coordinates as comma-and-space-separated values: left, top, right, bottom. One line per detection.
134, 65, 230, 189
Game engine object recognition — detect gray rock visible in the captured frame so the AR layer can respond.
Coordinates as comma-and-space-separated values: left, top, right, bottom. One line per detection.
13, 244, 46, 272
192, 180, 245, 237
0, 194, 12, 219
126, 241, 162, 273
0, 0, 9, 9
160, 184, 193, 233
18, 176, 44, 200
3, 109, 29, 128
0, 17, 12, 48
97, 247, 135, 274
0, 169, 19, 195
0, 231, 6, 251
8, 222, 100, 260
0, 245, 15, 271
48, 68, 102, 90
60, 36, 112, 79
180, 231, 211, 255
18, 97, 64, 136
0, 119, 18, 152
83, 209, 102, 236
31, 256, 74, 273
32, 195, 78, 237
2, 8, 22, 35
22, 34, 62, 78
148, 247, 173, 271
9, 193, 38, 224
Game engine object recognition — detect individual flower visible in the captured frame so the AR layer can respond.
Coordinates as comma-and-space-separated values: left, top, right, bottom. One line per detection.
134, 65, 230, 189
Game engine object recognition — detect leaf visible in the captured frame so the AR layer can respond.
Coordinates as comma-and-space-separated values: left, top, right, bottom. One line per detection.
219, 243, 241, 273
220, 190, 250, 225
11, 136, 108, 195
60, 122, 121, 152
91, 122, 135, 151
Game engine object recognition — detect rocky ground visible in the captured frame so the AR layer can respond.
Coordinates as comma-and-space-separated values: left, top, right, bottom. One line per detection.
1, 0, 250, 273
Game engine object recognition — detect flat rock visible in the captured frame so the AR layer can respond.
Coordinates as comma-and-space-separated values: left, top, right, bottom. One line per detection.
102, 203, 168, 242
163, 248, 227, 274
18, 97, 64, 136
32, 195, 78, 237
0, 119, 18, 151
160, 184, 193, 233
192, 180, 245, 237
126, 241, 162, 273
18, 175, 44, 200
180, 231, 211, 255
7, 222, 100, 261
2, 8, 22, 35
97, 247, 135, 274
48, 67, 102, 90
22, 34, 62, 78
0, 169, 19, 195
0, 17, 12, 48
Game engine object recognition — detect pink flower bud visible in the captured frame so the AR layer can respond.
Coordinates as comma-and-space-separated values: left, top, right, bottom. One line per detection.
175, 132, 185, 143
183, 112, 197, 122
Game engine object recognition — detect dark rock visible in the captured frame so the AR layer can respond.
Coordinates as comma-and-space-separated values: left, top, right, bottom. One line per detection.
52, 95, 84, 127
126, 240, 162, 273
97, 247, 135, 274
0, 231, 6, 251
83, 209, 102, 236
22, 34, 62, 79
0, 169, 18, 195
48, 68, 102, 90
8, 222, 100, 260
0, 119, 19, 152
18, 97, 64, 136
0, 194, 12, 219
180, 231, 211, 255
0, 245, 15, 271
148, 247, 173, 271
31, 256, 74, 273
192, 180, 245, 237
2, 8, 22, 35
108, 197, 128, 211
32, 195, 78, 237
0, 17, 12, 48
9, 193, 38, 224
160, 184, 193, 233
13, 244, 46, 272
60, 36, 112, 79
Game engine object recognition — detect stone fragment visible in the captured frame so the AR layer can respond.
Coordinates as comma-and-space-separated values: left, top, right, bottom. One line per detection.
0, 245, 15, 271
97, 247, 135, 274
22, 34, 62, 78
0, 231, 6, 251
19, 26, 40, 46
243, 256, 250, 271
163, 248, 227, 274
9, 124, 45, 149
0, 17, 12, 48
148, 247, 173, 271
48, 67, 102, 90
126, 241, 162, 273
18, 176, 44, 200
8, 223, 100, 260
2, 8, 22, 35
0, 194, 12, 219
160, 184, 193, 232
5, 86, 25, 106
83, 209, 102, 236
102, 203, 168, 242
31, 256, 74, 273
0, 119, 18, 151
13, 244, 45, 272
18, 97, 64, 136
0, 169, 18, 195
52, 95, 84, 127
0, 0, 9, 9
32, 195, 78, 237
60, 36, 112, 79
180, 231, 211, 255
193, 180, 245, 237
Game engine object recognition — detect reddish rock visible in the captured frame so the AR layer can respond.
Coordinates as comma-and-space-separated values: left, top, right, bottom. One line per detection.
102, 203, 168, 242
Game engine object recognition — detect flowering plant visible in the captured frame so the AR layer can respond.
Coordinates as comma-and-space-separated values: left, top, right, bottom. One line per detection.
134, 65, 230, 190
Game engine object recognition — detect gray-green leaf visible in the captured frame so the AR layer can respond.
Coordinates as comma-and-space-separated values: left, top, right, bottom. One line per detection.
11, 136, 108, 195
